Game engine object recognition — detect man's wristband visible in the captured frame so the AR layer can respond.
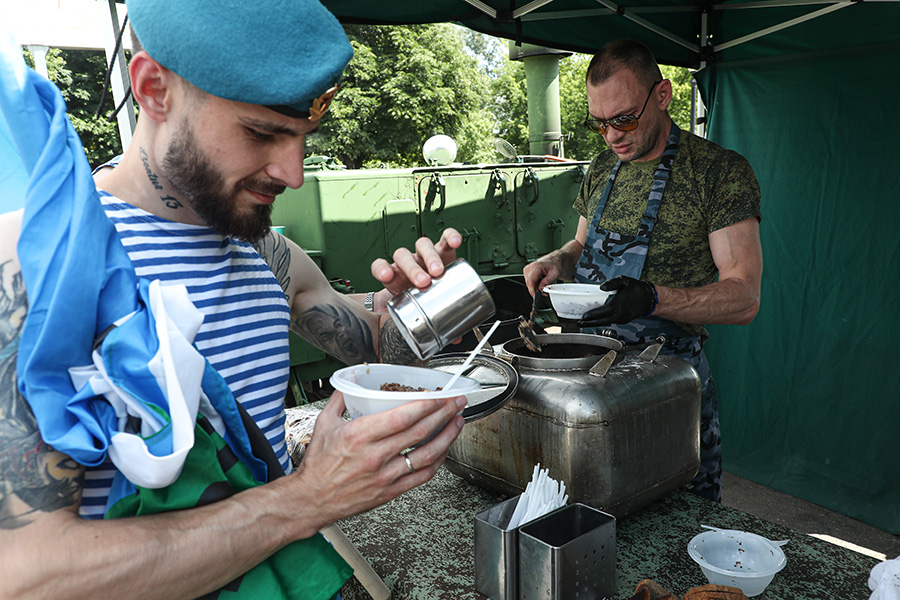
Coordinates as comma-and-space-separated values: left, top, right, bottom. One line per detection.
647, 283, 658, 315
365, 291, 375, 312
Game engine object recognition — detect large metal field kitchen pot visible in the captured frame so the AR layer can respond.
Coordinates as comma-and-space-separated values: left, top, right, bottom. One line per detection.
446, 333, 701, 518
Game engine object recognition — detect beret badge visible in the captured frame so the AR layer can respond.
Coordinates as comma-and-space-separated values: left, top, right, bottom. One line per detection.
309, 85, 340, 121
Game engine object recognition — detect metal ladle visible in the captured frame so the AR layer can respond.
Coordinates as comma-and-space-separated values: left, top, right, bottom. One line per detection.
517, 290, 543, 352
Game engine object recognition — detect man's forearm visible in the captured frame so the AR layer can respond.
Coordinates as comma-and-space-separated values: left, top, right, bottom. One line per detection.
379, 316, 420, 365
290, 302, 380, 365
551, 239, 585, 282
1, 480, 316, 600
653, 277, 760, 326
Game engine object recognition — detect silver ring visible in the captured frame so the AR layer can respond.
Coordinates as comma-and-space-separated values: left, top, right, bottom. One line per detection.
404, 454, 416, 473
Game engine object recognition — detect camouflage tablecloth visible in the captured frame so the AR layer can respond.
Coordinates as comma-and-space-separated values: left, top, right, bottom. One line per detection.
338, 467, 877, 600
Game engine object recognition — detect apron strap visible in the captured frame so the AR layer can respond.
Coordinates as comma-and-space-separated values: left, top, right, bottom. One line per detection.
637, 123, 681, 239
593, 159, 624, 218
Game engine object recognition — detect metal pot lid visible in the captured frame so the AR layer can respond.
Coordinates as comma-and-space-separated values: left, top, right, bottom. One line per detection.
425, 353, 518, 422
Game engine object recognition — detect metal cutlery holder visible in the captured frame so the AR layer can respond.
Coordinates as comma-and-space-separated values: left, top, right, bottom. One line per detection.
519, 503, 616, 600
475, 498, 616, 600
475, 496, 522, 600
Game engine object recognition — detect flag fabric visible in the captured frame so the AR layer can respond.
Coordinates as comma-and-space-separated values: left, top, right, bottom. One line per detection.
0, 25, 267, 485
0, 29, 351, 600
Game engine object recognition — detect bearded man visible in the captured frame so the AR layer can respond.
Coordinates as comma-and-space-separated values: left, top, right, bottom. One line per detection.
0, 0, 466, 598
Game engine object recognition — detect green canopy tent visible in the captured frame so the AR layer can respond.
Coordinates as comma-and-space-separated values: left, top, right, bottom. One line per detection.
323, 0, 900, 534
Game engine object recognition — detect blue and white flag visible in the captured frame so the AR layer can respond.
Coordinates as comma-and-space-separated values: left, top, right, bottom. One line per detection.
0, 27, 269, 495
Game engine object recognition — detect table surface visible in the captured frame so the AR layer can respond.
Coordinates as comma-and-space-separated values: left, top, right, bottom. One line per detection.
337, 467, 878, 600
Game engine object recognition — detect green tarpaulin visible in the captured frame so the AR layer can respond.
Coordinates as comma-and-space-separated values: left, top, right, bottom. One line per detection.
322, 0, 900, 534
698, 43, 900, 534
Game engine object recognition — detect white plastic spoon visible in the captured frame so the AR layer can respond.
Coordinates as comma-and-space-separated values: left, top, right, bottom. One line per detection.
701, 524, 789, 546
443, 319, 501, 392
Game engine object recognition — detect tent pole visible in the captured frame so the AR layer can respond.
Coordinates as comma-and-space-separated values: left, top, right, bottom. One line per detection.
692, 9, 708, 138
715, 2, 852, 52
512, 0, 557, 19
26, 45, 49, 79
99, 0, 136, 152
462, 0, 497, 19
591, 0, 698, 53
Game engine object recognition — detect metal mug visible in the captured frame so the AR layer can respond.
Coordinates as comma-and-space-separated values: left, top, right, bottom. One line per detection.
387, 258, 496, 360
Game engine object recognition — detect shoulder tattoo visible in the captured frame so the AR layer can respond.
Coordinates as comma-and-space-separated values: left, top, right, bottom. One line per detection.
253, 231, 292, 296
0, 260, 83, 530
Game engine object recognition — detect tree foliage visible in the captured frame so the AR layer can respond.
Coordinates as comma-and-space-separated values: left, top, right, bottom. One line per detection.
26, 26, 695, 170
308, 24, 495, 168
23, 47, 125, 167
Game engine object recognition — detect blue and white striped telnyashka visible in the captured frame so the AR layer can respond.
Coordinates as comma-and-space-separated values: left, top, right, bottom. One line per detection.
79, 192, 292, 519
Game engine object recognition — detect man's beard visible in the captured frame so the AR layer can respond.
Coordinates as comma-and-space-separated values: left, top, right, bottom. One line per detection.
162, 124, 283, 241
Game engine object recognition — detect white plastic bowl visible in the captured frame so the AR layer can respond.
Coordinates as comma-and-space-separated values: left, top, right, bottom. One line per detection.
543, 283, 615, 319
687, 528, 788, 597
330, 363, 480, 419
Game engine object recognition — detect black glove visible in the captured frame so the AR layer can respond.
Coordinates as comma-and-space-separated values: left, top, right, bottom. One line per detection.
577, 276, 657, 328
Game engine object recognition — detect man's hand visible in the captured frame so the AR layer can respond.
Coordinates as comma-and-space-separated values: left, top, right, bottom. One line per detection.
523, 256, 562, 298
578, 276, 657, 328
371, 229, 462, 295
522, 238, 586, 297
290, 391, 466, 529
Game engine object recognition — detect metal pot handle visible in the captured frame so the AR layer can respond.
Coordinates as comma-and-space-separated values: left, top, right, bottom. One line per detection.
638, 335, 666, 362
588, 335, 667, 377
588, 350, 617, 378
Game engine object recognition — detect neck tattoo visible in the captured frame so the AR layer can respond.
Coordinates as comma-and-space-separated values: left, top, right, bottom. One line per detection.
140, 146, 183, 210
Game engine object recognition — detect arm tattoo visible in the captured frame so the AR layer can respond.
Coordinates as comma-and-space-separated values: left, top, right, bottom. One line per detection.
252, 230, 291, 296
258, 234, 419, 365
0, 260, 83, 530
379, 319, 421, 365
291, 304, 378, 365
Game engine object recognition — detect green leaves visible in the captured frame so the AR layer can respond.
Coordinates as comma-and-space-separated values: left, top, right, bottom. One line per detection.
308, 24, 495, 168
25, 29, 694, 171
23, 47, 126, 167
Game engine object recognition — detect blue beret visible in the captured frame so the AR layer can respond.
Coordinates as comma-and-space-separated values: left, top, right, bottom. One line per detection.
126, 0, 353, 118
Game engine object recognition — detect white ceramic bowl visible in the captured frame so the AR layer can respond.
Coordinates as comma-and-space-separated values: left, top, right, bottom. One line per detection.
330, 363, 481, 419
687, 528, 788, 597
543, 283, 615, 319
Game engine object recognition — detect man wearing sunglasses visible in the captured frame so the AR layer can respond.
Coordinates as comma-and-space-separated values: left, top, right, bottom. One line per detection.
523, 39, 762, 503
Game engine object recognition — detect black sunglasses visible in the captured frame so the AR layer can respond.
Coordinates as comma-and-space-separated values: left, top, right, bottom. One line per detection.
583, 80, 662, 134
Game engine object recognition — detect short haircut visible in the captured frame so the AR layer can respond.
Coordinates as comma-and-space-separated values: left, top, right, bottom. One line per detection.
586, 40, 663, 88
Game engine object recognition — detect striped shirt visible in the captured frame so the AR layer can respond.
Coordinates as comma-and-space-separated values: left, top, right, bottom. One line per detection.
79, 192, 292, 519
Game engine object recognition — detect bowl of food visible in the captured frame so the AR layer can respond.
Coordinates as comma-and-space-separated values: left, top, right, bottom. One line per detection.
329, 363, 481, 419
543, 283, 615, 320
687, 527, 788, 597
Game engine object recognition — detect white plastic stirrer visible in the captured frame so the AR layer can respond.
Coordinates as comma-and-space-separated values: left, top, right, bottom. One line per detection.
506, 463, 568, 530
442, 319, 501, 392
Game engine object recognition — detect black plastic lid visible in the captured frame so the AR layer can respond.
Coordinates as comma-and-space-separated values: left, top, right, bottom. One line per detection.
425, 353, 518, 422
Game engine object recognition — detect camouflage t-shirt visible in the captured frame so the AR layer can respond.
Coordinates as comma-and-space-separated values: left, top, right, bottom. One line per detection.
573, 129, 761, 339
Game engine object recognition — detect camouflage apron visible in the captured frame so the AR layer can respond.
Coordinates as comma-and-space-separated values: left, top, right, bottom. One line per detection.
574, 123, 722, 502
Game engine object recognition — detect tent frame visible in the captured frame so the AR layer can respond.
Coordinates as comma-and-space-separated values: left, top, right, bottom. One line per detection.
463, 0, 893, 60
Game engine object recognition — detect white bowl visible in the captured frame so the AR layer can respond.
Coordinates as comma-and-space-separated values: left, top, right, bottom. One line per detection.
543, 283, 615, 319
330, 363, 481, 419
687, 529, 788, 597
